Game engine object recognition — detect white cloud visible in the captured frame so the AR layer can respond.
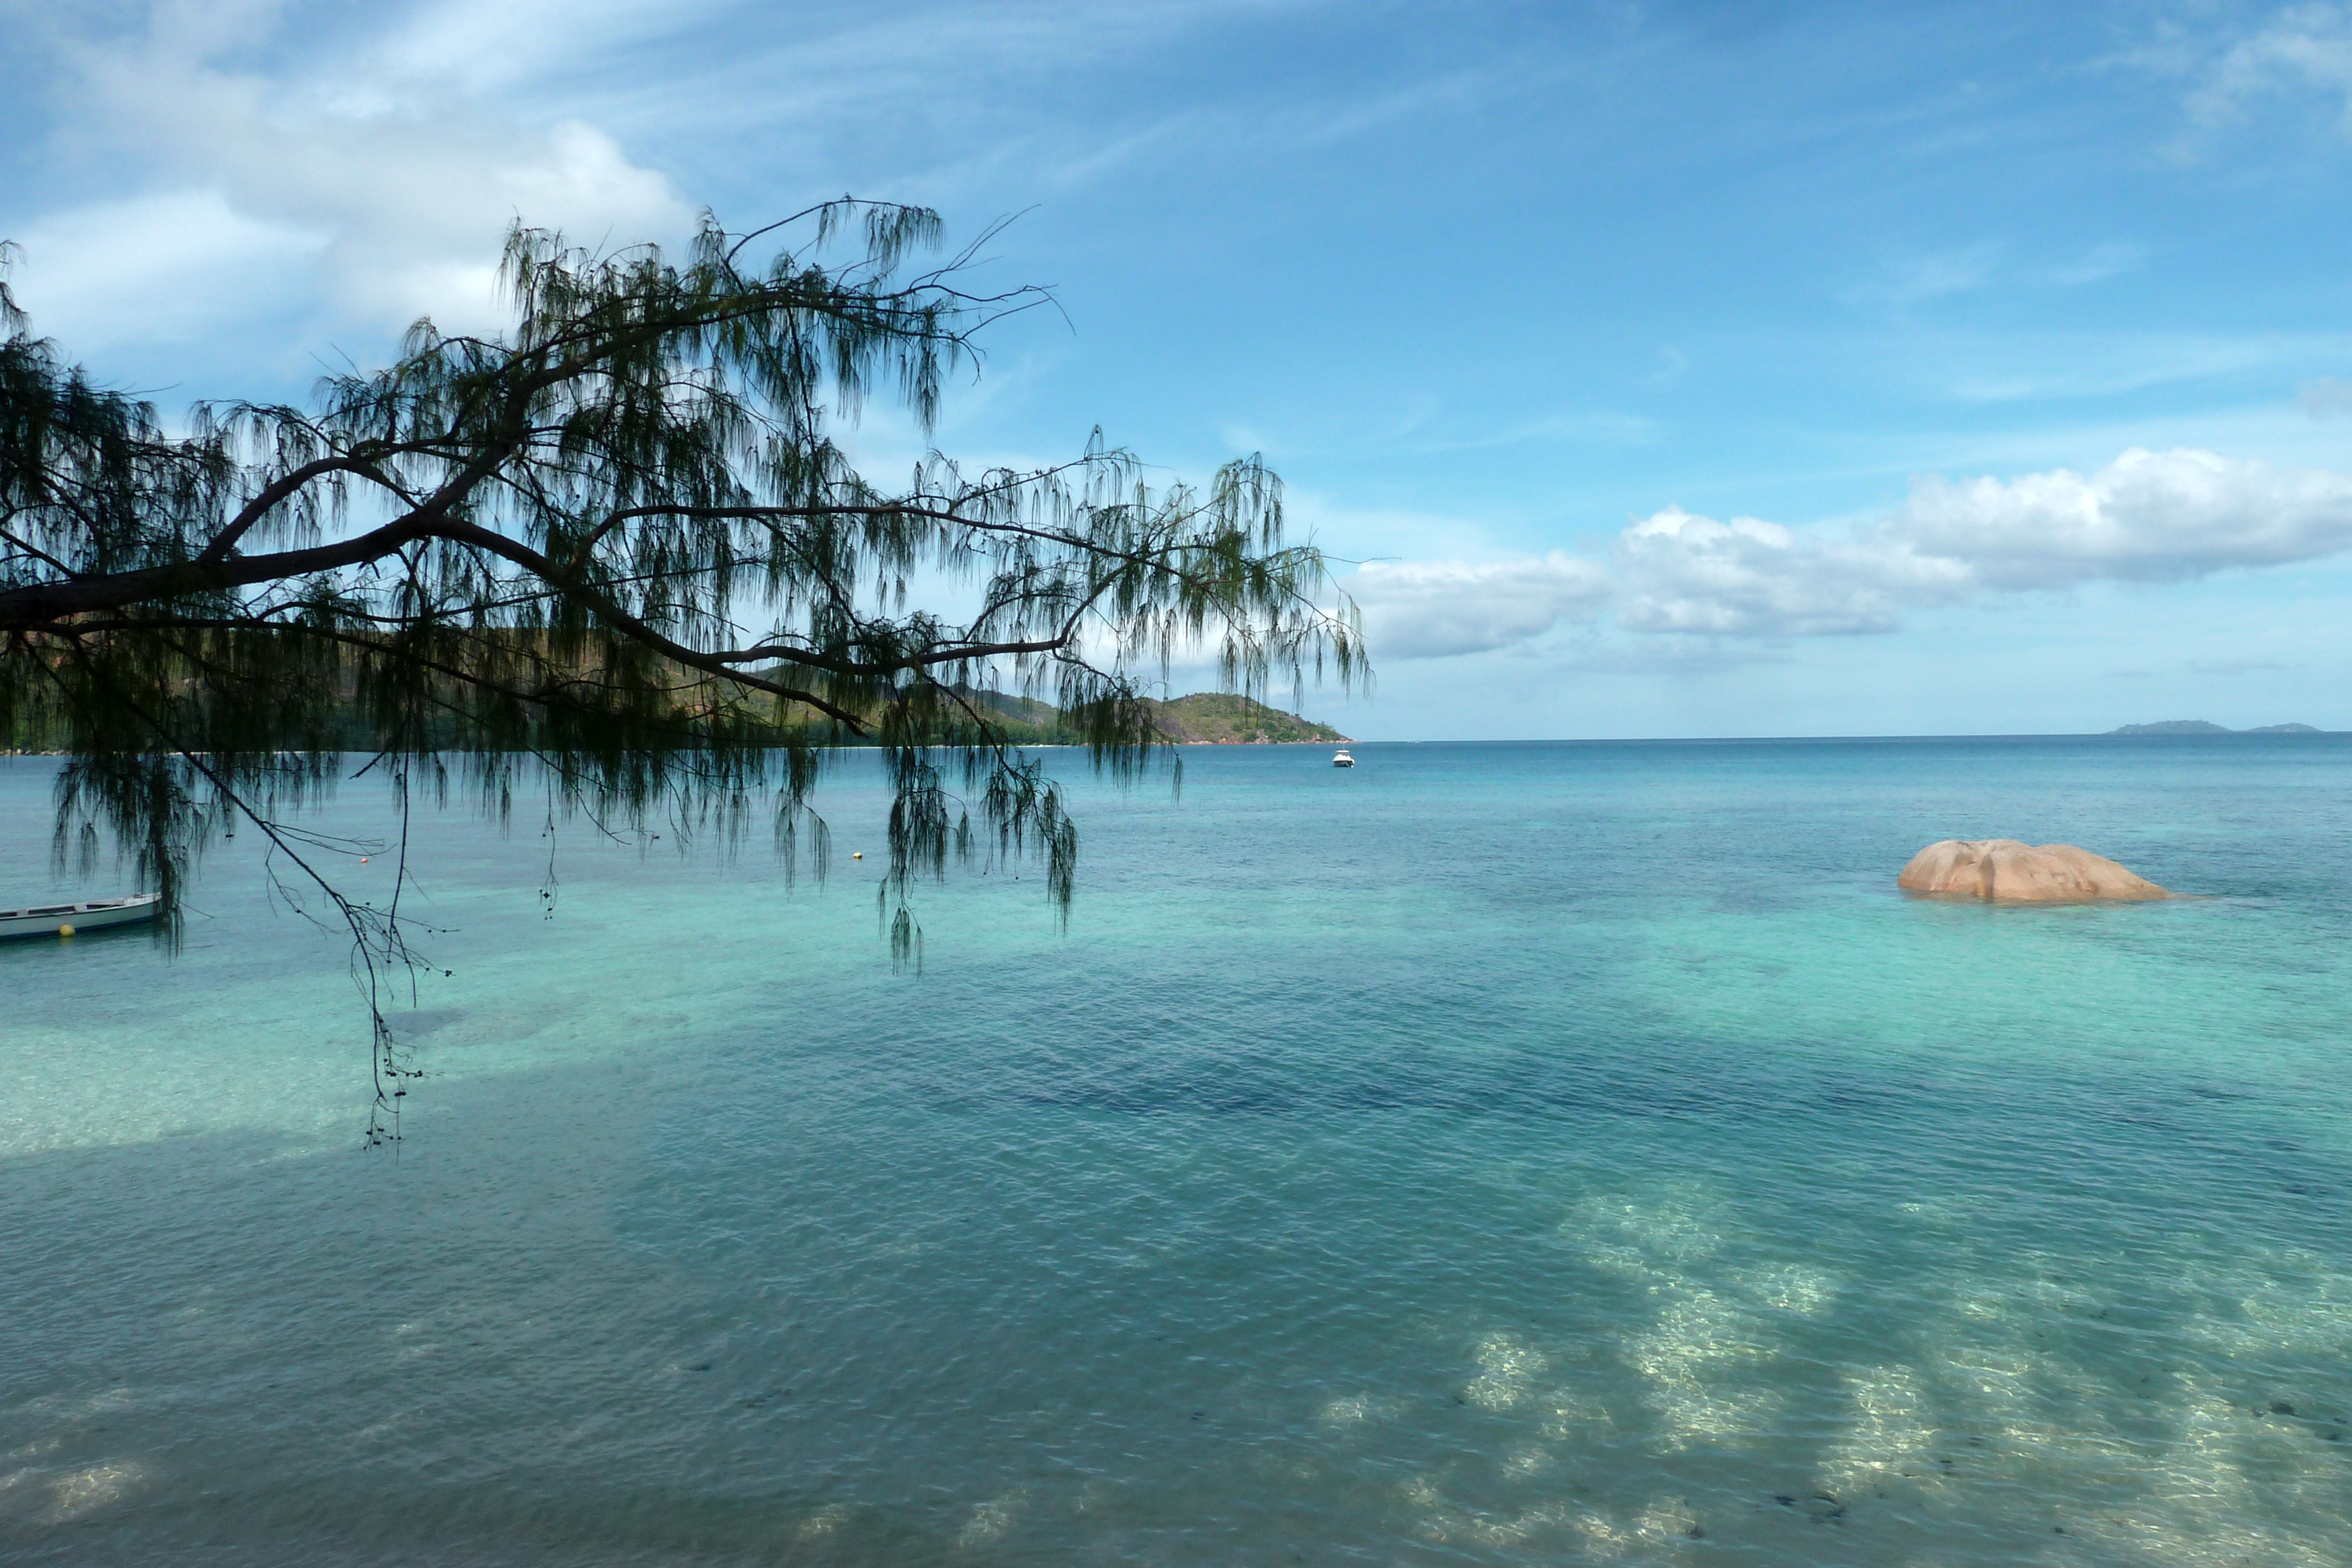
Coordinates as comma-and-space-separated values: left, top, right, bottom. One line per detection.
1348, 552, 1611, 658
4, 0, 1383, 363
8, 1, 692, 352
1618, 449, 2352, 640
10, 190, 329, 351
1889, 446, 2352, 587
1355, 448, 2352, 657
1612, 506, 1966, 636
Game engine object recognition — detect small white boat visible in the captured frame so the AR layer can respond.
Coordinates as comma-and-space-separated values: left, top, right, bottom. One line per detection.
0, 893, 161, 940
1332, 748, 1355, 768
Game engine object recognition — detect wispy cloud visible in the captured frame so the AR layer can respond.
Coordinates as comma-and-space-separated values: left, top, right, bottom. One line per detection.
1847, 243, 2003, 311
2045, 240, 2144, 286
1843, 238, 2148, 323
2126, 1, 2352, 152
1938, 330, 2332, 403
2300, 375, 2352, 416
2183, 1, 2352, 135
1398, 410, 1662, 454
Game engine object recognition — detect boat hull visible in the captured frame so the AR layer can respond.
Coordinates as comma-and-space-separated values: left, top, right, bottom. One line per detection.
0, 894, 162, 940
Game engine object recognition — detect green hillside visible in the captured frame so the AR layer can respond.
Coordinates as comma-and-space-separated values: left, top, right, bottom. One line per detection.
5, 678, 1347, 754
887, 688, 1348, 746
1144, 692, 1349, 744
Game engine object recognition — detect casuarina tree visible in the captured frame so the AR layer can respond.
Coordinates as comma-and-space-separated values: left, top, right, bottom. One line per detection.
0, 203, 1361, 1138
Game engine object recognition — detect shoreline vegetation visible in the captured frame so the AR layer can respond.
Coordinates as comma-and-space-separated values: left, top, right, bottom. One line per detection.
2, 688, 1350, 755
949, 690, 1351, 747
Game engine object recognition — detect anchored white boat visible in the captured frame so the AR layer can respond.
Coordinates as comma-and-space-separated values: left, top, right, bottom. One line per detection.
0, 893, 161, 940
1332, 748, 1355, 768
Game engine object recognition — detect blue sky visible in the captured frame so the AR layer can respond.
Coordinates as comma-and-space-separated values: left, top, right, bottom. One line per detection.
7, 0, 2352, 737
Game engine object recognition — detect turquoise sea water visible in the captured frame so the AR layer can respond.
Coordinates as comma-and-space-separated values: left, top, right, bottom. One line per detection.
2, 735, 2350, 1565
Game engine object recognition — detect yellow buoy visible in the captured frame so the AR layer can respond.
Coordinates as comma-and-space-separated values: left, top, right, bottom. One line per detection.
57, 923, 75, 937
852, 852, 863, 860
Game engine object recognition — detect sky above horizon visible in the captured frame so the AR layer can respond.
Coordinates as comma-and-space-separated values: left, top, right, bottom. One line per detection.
7, 0, 2352, 738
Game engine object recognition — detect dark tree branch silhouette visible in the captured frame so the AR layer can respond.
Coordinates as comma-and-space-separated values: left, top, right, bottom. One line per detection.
0, 208, 1362, 1141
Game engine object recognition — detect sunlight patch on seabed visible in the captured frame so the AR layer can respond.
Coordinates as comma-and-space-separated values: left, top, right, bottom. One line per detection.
0, 1383, 142, 1516
1317, 1392, 1402, 1427
1402, 1472, 1708, 1559
0, 859, 846, 1161
1816, 1364, 1935, 1496
1500, 1442, 1554, 1479
40, 1461, 145, 1523
796, 1502, 853, 1540
0, 1021, 353, 1161
1739, 1259, 1840, 1316
1401, 1473, 1575, 1551
1464, 1334, 1549, 1411
1395, 1186, 1788, 1552
1816, 1238, 2352, 1564
956, 1487, 1025, 1549
0, 1451, 150, 1527
0, 962, 738, 1160
1568, 1186, 1806, 1447
2187, 1243, 2352, 1360
1354, 1174, 2352, 1563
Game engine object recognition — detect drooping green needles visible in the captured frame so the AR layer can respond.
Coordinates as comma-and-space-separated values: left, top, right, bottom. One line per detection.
0, 205, 1363, 1134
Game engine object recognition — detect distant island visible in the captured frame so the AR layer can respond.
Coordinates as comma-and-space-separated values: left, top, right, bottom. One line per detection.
954, 689, 1349, 745
2109, 720, 2324, 735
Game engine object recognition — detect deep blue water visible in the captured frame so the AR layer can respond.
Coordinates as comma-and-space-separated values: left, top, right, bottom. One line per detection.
3, 736, 2350, 1564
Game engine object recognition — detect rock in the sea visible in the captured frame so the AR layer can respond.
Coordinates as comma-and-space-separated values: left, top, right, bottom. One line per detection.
1897, 839, 2169, 902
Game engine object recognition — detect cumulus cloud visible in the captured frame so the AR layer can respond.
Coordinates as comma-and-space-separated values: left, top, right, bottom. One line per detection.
1887, 447, 2352, 588
1348, 552, 1611, 658
1357, 448, 2352, 658
1612, 507, 1966, 636
6, 0, 691, 354
1611, 448, 2352, 641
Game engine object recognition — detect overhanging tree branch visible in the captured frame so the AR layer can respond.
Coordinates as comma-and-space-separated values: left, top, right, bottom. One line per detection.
1, 201, 1364, 1134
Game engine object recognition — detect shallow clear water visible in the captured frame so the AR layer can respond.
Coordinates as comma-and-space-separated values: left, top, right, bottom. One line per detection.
3, 736, 2350, 1566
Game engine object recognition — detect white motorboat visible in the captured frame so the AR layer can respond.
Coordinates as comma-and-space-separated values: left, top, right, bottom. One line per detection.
0, 893, 161, 940
1332, 748, 1355, 768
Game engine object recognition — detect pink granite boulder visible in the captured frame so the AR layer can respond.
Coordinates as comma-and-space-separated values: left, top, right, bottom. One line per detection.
1897, 839, 2169, 902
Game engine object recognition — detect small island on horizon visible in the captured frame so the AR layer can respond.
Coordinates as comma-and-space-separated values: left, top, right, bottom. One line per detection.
2108, 720, 2327, 735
